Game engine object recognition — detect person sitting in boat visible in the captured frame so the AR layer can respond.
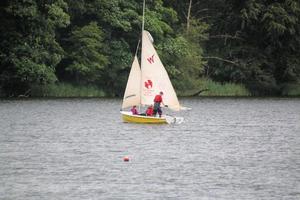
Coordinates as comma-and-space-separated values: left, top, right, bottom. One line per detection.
130, 105, 138, 115
146, 105, 154, 116
153, 91, 165, 117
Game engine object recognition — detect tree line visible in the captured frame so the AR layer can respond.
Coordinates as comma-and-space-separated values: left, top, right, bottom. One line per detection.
0, 0, 299, 97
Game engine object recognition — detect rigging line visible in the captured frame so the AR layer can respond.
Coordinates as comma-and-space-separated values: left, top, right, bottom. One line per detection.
135, 39, 140, 57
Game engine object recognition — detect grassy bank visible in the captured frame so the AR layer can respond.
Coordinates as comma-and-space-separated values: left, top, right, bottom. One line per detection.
178, 79, 251, 97
200, 79, 251, 96
31, 80, 250, 98
4, 80, 300, 98
281, 84, 300, 96
31, 83, 106, 97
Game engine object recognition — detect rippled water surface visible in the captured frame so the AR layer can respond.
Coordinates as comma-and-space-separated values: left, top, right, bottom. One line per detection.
0, 98, 299, 200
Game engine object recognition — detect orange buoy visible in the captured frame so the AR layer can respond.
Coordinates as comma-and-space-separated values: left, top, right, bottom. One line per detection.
123, 156, 129, 162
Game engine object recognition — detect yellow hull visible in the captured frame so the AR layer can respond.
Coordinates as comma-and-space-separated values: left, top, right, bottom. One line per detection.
121, 111, 167, 124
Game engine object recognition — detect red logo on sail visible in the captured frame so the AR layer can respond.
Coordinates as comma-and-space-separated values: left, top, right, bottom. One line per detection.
144, 80, 153, 89
147, 54, 155, 64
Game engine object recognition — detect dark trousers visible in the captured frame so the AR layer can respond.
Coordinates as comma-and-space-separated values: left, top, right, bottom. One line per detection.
153, 102, 162, 116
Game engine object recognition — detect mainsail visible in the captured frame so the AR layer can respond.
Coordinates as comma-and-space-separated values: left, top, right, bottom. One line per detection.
141, 30, 181, 111
122, 56, 141, 109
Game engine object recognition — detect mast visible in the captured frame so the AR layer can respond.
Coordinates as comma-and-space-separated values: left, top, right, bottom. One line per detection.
142, 0, 145, 33
140, 0, 146, 111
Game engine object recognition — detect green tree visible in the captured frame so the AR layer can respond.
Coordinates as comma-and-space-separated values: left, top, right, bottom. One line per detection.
58, 0, 140, 95
199, 0, 300, 95
0, 0, 70, 96
158, 18, 208, 92
65, 22, 108, 83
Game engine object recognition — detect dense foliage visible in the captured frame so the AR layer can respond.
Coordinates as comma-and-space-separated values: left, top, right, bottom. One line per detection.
169, 0, 300, 95
0, 0, 299, 97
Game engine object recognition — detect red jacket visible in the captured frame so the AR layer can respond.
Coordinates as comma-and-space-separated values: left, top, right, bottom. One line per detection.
154, 94, 162, 103
146, 107, 154, 116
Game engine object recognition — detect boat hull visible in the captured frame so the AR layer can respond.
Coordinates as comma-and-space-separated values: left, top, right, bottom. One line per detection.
121, 111, 167, 124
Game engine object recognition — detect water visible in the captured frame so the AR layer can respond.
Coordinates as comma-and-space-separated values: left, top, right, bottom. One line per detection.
0, 98, 299, 200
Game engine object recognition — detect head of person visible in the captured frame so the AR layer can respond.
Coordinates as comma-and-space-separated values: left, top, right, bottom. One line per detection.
133, 105, 136, 108
159, 91, 163, 95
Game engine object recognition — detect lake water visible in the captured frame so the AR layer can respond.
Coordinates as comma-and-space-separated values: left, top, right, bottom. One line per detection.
0, 98, 299, 200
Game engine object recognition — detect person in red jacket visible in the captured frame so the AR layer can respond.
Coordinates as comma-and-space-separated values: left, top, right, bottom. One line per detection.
153, 91, 165, 117
146, 105, 154, 116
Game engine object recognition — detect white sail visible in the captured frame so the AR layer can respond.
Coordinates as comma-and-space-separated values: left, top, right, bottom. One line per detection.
141, 30, 181, 111
122, 56, 141, 109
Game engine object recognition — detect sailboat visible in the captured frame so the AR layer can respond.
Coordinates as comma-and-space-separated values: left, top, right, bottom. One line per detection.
120, 1, 186, 124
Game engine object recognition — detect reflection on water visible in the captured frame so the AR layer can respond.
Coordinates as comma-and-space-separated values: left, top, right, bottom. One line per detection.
0, 98, 299, 199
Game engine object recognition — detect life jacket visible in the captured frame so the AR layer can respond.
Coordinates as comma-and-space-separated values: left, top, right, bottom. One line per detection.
154, 95, 162, 103
146, 107, 153, 116
131, 108, 138, 115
